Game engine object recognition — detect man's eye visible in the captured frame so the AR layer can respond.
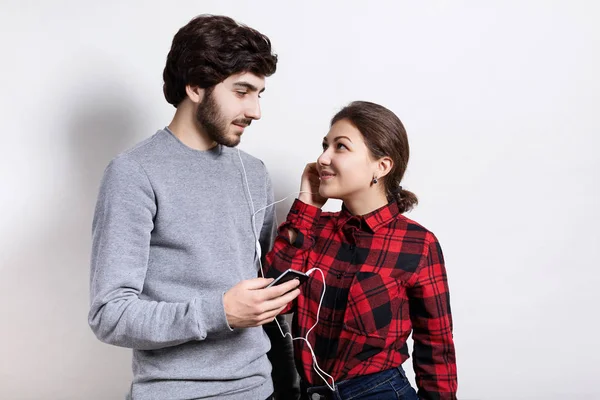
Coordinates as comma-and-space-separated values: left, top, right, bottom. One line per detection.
236, 91, 247, 96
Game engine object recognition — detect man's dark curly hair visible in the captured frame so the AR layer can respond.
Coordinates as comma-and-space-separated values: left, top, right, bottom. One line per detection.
163, 14, 278, 107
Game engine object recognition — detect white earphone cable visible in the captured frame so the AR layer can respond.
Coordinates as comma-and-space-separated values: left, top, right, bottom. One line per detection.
236, 148, 336, 391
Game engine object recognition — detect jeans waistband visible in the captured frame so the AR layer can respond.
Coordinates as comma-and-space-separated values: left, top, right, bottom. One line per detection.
301, 366, 405, 400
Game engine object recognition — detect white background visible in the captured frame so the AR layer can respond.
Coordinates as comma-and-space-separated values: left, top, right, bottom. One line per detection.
1, 1, 598, 399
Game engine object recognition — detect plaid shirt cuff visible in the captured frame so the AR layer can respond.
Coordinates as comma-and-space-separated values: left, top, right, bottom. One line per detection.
285, 199, 322, 248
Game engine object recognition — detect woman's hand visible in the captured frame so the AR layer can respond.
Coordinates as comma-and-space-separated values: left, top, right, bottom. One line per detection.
298, 163, 327, 208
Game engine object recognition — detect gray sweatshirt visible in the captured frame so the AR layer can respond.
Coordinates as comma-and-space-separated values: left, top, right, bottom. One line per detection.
89, 128, 276, 400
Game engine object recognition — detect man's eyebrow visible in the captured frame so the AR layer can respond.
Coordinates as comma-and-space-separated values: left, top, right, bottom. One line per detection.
233, 82, 265, 93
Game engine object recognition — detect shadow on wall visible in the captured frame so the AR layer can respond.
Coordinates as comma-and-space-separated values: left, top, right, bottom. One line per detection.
0, 75, 145, 399
62, 86, 145, 398
271, 169, 298, 227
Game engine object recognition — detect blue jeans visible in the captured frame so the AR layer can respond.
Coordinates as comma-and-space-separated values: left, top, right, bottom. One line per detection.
302, 365, 418, 400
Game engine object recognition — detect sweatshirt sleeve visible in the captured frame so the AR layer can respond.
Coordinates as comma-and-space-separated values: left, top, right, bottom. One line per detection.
88, 156, 226, 350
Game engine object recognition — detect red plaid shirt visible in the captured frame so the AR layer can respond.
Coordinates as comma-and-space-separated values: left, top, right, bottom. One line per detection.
265, 199, 457, 399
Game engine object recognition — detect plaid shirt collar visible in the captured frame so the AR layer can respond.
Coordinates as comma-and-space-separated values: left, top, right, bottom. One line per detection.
336, 200, 400, 233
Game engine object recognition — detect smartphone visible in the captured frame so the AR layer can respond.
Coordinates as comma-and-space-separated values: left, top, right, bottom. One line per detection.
266, 269, 309, 288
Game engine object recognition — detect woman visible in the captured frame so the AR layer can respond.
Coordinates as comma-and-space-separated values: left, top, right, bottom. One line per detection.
265, 101, 457, 399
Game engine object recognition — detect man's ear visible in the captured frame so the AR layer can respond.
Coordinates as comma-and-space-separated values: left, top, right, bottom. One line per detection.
185, 85, 205, 104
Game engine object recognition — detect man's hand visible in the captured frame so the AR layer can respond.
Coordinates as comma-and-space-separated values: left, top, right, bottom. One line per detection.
223, 278, 301, 328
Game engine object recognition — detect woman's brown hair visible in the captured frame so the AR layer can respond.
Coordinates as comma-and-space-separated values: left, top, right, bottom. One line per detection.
331, 101, 418, 213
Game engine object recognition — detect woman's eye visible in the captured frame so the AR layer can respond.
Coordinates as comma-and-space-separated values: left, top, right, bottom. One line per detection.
336, 143, 347, 150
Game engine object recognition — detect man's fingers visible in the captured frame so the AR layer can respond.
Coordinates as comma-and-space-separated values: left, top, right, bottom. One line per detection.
256, 305, 289, 326
261, 288, 301, 313
274, 289, 300, 311
261, 278, 300, 300
244, 277, 274, 290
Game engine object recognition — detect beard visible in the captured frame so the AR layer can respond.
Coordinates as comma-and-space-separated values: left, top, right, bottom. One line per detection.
195, 88, 251, 148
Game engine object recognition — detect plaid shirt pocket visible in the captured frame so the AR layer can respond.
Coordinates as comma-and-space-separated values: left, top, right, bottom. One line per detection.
342, 271, 399, 342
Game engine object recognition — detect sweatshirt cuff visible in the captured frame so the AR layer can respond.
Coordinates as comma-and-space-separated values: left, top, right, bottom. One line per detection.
194, 294, 233, 339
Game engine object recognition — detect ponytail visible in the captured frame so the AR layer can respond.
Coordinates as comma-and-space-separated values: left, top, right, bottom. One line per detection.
389, 185, 418, 213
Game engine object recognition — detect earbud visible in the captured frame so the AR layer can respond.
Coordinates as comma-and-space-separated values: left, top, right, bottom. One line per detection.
255, 240, 262, 265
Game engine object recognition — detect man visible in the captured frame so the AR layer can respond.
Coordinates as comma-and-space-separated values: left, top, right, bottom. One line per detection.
88, 15, 300, 400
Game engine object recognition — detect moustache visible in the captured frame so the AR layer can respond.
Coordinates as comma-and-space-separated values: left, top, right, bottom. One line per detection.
233, 119, 252, 127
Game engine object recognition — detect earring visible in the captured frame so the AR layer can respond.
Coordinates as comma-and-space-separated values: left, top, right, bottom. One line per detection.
372, 177, 378, 184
